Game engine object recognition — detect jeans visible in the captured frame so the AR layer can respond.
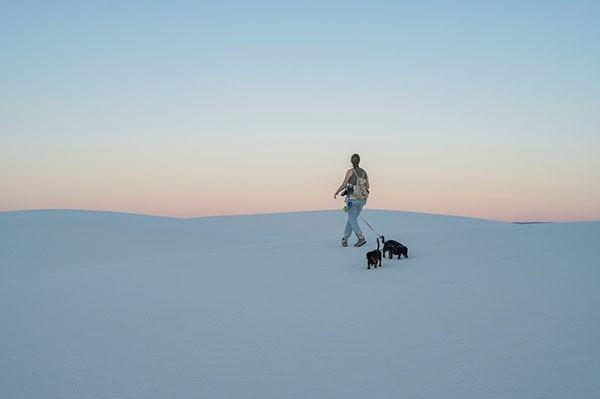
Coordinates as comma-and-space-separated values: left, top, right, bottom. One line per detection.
344, 199, 366, 239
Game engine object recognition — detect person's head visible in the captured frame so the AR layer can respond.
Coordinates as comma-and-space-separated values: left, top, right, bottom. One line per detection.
351, 153, 360, 167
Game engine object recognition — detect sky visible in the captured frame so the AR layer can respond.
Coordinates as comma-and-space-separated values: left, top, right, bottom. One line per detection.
1, 0, 599, 221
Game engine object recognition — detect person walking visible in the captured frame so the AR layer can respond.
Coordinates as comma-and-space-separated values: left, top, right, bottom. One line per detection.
334, 153, 370, 247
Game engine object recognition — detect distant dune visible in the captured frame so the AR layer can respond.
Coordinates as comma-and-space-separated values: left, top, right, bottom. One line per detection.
512, 221, 554, 224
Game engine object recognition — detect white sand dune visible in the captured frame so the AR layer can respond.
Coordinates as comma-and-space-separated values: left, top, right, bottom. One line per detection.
1, 209, 599, 398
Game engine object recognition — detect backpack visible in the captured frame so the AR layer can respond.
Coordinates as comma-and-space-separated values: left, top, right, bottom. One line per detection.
352, 169, 369, 200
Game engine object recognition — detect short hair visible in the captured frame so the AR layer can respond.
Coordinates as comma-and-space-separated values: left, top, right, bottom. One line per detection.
351, 153, 360, 167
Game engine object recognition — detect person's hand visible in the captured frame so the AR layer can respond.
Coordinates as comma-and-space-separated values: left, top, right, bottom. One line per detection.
334, 192, 338, 199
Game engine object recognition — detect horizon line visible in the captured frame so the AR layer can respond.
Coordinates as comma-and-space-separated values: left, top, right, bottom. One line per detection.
1, 207, 598, 224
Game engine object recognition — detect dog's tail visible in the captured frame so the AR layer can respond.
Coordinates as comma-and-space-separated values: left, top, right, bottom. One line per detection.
376, 238, 380, 251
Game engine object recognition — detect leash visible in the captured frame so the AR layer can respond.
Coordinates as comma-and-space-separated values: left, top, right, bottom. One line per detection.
359, 215, 383, 239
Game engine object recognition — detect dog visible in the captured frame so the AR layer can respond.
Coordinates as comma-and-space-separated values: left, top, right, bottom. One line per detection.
381, 235, 408, 259
366, 238, 382, 270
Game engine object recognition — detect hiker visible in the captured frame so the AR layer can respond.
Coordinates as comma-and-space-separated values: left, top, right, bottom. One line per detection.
334, 153, 370, 247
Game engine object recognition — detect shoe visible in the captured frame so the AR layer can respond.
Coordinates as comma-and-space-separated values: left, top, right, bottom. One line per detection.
341, 237, 348, 247
354, 237, 367, 247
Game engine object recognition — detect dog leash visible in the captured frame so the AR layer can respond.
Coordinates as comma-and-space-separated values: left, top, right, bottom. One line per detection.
359, 215, 383, 239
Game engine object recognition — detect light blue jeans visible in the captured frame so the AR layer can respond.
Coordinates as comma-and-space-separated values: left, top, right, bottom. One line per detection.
344, 199, 366, 239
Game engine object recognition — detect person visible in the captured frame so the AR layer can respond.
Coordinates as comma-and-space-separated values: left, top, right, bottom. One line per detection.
333, 153, 370, 247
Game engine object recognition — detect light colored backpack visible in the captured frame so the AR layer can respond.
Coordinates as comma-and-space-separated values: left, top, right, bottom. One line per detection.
352, 169, 369, 200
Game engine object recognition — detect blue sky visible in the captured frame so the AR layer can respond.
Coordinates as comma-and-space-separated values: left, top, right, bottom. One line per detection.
1, 1, 599, 220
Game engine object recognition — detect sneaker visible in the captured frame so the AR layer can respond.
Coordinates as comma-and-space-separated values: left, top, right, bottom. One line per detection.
354, 236, 367, 247
341, 237, 348, 247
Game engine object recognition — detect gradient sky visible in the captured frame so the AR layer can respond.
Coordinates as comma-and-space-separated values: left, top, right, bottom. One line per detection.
1, 1, 599, 221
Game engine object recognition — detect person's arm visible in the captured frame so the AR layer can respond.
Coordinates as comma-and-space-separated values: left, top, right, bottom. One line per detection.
334, 169, 353, 199
365, 173, 370, 191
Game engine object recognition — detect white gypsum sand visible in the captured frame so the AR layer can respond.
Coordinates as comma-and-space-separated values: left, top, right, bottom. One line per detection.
1, 209, 599, 398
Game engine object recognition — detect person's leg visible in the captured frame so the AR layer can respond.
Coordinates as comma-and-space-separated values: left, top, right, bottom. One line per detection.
343, 217, 353, 239
343, 200, 353, 240
349, 200, 365, 238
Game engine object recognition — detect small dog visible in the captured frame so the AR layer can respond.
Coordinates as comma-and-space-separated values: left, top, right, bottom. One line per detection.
381, 235, 408, 259
366, 238, 382, 270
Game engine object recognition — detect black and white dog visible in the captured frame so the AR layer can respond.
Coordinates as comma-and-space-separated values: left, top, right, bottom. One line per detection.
381, 235, 408, 259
